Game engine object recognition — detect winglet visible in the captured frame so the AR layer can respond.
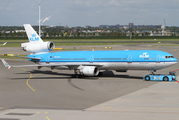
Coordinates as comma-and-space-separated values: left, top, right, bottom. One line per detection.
1, 59, 11, 69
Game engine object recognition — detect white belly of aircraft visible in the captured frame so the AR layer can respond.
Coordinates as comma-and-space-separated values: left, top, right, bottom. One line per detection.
100, 62, 176, 70
45, 61, 177, 71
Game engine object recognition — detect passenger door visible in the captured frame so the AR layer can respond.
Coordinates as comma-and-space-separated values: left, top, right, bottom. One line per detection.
127, 55, 132, 69
46, 56, 50, 64
156, 55, 160, 63
89, 55, 94, 63
128, 55, 132, 63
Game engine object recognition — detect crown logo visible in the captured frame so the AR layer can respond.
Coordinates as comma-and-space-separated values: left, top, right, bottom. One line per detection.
31, 34, 36, 37
29, 33, 39, 41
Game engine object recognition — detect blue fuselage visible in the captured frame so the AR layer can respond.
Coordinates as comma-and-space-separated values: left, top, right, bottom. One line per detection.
27, 50, 178, 71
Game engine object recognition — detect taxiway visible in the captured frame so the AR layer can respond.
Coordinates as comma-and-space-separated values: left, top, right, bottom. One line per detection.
0, 44, 179, 120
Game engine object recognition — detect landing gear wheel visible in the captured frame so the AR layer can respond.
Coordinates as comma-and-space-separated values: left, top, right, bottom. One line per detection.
77, 74, 84, 78
145, 76, 150, 81
163, 76, 169, 81
71, 74, 84, 78
77, 74, 82, 78
71, 74, 76, 78
75, 74, 79, 78
97, 72, 103, 77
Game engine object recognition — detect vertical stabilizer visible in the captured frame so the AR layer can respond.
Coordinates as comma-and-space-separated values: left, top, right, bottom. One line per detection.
22, 24, 55, 53
23, 24, 43, 43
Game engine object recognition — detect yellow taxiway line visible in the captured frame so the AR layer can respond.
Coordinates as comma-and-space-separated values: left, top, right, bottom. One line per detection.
46, 116, 50, 120
19, 68, 41, 92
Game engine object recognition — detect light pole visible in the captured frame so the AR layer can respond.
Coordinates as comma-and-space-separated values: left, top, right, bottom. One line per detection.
38, 0, 42, 37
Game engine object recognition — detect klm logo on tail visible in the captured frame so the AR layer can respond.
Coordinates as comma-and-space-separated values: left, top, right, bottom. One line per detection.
29, 34, 39, 41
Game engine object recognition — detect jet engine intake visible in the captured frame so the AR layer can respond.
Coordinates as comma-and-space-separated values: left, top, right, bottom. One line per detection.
22, 41, 55, 53
81, 66, 99, 76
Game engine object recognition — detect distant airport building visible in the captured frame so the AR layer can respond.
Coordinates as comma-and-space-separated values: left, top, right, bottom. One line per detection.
129, 23, 134, 28
15, 30, 25, 33
137, 25, 161, 29
98, 23, 162, 29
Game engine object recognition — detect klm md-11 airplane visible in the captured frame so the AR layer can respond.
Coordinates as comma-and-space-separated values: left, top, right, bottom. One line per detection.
1, 24, 178, 78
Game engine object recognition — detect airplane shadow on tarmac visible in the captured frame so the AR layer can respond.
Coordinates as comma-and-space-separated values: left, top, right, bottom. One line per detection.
10, 70, 142, 80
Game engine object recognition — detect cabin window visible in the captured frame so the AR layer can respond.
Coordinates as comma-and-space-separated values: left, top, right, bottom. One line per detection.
144, 58, 155, 60
165, 56, 174, 59
53, 58, 86, 60
94, 58, 127, 60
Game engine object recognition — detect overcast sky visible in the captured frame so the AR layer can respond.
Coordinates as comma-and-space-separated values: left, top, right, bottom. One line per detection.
1, 0, 179, 27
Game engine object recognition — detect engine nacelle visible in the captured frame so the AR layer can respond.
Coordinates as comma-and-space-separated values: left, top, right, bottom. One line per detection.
81, 66, 99, 76
21, 41, 55, 53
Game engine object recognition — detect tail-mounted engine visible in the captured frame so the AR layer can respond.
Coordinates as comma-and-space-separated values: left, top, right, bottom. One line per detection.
21, 41, 55, 53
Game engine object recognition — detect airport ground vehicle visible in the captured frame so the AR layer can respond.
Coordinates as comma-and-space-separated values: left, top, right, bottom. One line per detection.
143, 71, 177, 81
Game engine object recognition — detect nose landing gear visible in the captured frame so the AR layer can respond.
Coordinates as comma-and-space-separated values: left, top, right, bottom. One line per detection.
149, 70, 156, 75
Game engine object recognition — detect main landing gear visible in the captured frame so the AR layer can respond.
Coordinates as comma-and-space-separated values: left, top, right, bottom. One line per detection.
71, 74, 84, 78
71, 69, 103, 78
71, 69, 85, 78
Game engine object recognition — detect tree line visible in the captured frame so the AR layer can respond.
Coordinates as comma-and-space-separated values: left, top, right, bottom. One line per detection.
0, 25, 179, 40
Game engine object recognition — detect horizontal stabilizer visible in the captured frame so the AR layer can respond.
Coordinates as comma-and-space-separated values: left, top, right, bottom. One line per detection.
13, 56, 41, 60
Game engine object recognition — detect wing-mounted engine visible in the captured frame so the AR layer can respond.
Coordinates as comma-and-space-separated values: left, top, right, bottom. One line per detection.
80, 66, 99, 76
21, 41, 55, 53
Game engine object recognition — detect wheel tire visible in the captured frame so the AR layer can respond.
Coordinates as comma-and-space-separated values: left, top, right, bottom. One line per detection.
78, 74, 82, 78
71, 74, 76, 78
145, 76, 150, 81
75, 74, 79, 78
97, 72, 103, 77
163, 76, 169, 81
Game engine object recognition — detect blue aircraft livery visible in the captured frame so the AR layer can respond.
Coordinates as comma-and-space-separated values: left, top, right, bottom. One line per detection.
1, 24, 178, 78
26, 50, 177, 71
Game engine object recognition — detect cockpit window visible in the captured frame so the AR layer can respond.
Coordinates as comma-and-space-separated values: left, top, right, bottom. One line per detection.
165, 56, 174, 59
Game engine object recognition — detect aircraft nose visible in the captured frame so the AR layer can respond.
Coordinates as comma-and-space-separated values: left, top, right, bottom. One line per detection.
175, 58, 178, 62
172, 58, 178, 64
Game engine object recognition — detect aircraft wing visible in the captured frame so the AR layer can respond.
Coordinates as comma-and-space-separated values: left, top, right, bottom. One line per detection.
1, 59, 103, 69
